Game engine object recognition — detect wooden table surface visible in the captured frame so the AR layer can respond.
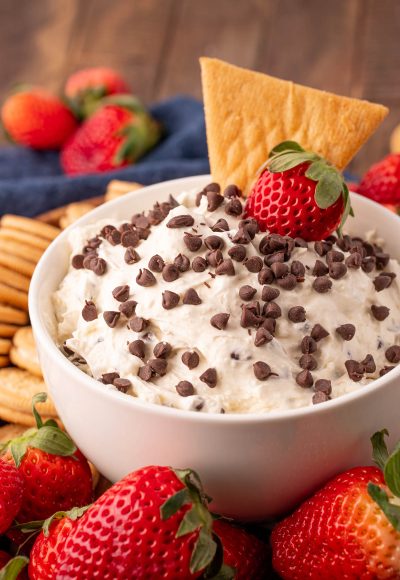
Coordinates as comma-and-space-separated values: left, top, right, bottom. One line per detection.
1, 0, 399, 177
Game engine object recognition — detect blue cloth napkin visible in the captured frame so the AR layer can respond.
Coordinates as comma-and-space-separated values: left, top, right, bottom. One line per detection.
0, 96, 210, 217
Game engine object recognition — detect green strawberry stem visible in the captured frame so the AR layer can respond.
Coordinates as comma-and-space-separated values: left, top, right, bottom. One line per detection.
0, 556, 29, 580
15, 504, 91, 536
263, 141, 354, 236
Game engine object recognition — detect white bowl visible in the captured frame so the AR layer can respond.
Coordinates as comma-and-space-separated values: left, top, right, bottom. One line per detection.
29, 175, 400, 520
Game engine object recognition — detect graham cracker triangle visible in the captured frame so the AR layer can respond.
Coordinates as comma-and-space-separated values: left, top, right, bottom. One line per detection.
200, 58, 388, 194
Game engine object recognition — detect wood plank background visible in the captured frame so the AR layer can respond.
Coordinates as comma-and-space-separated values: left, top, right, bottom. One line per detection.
0, 0, 399, 176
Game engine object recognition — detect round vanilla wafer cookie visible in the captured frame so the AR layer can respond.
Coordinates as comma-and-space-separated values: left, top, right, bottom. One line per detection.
10, 326, 42, 377
60, 202, 96, 229
0, 404, 57, 428
0, 283, 28, 311
0, 304, 28, 325
0, 338, 11, 355
0, 253, 35, 278
1, 215, 60, 241
0, 266, 30, 293
0, 323, 19, 338
0, 422, 27, 443
0, 368, 56, 417
0, 239, 43, 264
0, 228, 50, 251
0, 356, 9, 368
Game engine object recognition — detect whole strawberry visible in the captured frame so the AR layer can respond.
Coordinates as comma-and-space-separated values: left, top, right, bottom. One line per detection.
65, 67, 130, 118
357, 153, 400, 206
60, 98, 161, 175
1, 393, 92, 523
0, 459, 23, 533
271, 429, 400, 579
245, 141, 352, 240
1, 89, 77, 149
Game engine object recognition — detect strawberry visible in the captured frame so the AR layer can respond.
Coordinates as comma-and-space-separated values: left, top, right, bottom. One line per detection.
271, 429, 400, 579
60, 97, 161, 175
0, 393, 92, 523
65, 67, 130, 118
245, 141, 352, 241
0, 459, 23, 534
357, 153, 400, 205
0, 550, 10, 568
1, 89, 77, 149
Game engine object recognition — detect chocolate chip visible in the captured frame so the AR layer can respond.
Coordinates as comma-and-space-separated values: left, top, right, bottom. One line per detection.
89, 257, 107, 276
239, 218, 259, 237
210, 313, 230, 330
102, 372, 119, 384
385, 345, 400, 363
371, 305, 390, 321
183, 288, 202, 305
148, 358, 168, 376
253, 361, 273, 380
119, 300, 137, 318
134, 214, 150, 229
72, 254, 84, 269
345, 360, 364, 382
254, 327, 273, 347
112, 285, 130, 302
232, 228, 252, 245
162, 290, 180, 310
336, 235, 351, 251
380, 366, 395, 377
312, 276, 332, 293
241, 305, 262, 328
296, 370, 313, 388
294, 237, 308, 248
262, 318, 276, 334
288, 306, 306, 323
138, 365, 153, 381
153, 342, 172, 359
291, 260, 305, 279
329, 262, 347, 280
312, 391, 330, 404
205, 250, 222, 268
107, 230, 122, 246
225, 198, 243, 216
148, 254, 165, 272
162, 264, 180, 282
223, 184, 241, 198
211, 218, 229, 232
311, 324, 329, 342
228, 245, 246, 262
373, 274, 394, 292
167, 215, 195, 228
103, 311, 120, 328
82, 300, 97, 321
336, 324, 356, 341
113, 378, 131, 393
299, 354, 317, 370
200, 368, 217, 388
264, 301, 281, 319
239, 285, 257, 301
204, 182, 220, 193
129, 339, 146, 359
277, 274, 297, 290
183, 233, 203, 252
345, 253, 362, 269
375, 252, 390, 270
258, 267, 274, 285
361, 256, 376, 273
326, 250, 344, 263
314, 241, 331, 257
314, 379, 332, 395
265, 251, 285, 266
215, 259, 235, 276
301, 336, 317, 354
244, 256, 263, 273
313, 260, 329, 277
204, 235, 225, 251
124, 247, 140, 264
100, 224, 116, 238
129, 316, 148, 332
176, 381, 195, 397
136, 268, 156, 287
182, 351, 200, 369
192, 257, 207, 272
206, 191, 224, 212
361, 354, 376, 373
82, 252, 97, 269
261, 286, 280, 302
121, 230, 139, 248
173, 254, 190, 273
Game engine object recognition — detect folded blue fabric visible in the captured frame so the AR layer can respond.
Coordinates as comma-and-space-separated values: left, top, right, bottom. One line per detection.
0, 96, 210, 217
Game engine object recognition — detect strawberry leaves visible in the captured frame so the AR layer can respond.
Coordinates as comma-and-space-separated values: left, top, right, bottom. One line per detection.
0, 556, 29, 580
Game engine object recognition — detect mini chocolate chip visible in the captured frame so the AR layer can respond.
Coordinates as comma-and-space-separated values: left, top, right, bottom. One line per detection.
162, 264, 180, 282
371, 305, 390, 321
225, 198, 243, 216
113, 378, 131, 393
89, 257, 107, 276
380, 366, 395, 376
206, 191, 224, 212
173, 253, 190, 272
211, 218, 230, 232
106, 229, 122, 246
183, 233, 203, 252
291, 260, 305, 279
200, 368, 217, 388
265, 251, 285, 266
336, 235, 351, 251
336, 324, 356, 341
192, 256, 207, 272
361, 257, 376, 274
261, 286, 280, 302
204, 182, 221, 193
210, 313, 230, 330
162, 290, 180, 310
231, 228, 252, 245
254, 327, 273, 347
82, 300, 97, 321
86, 236, 101, 249
182, 351, 200, 369
277, 274, 297, 290
312, 276, 332, 293
119, 300, 137, 318
129, 339, 146, 359
326, 250, 344, 263
288, 306, 306, 323
253, 361, 273, 380
148, 358, 168, 376
375, 252, 390, 270
314, 379, 332, 395
386, 345, 400, 363
103, 311, 120, 328
314, 241, 331, 256
312, 391, 330, 404
264, 301, 281, 319
241, 305, 262, 328
239, 285, 257, 301
121, 230, 139, 248
228, 245, 246, 262
100, 224, 116, 238
345, 359, 364, 382
299, 354, 317, 370
102, 372, 119, 384
183, 288, 202, 305
204, 235, 225, 251
313, 260, 329, 277
224, 184, 241, 198
215, 259, 235, 276
296, 369, 314, 388
262, 318, 276, 334
134, 214, 150, 229
345, 252, 362, 269
129, 316, 148, 332
138, 365, 153, 381
136, 268, 156, 287
311, 324, 329, 342
258, 267, 274, 285
239, 218, 259, 237
124, 247, 140, 264
167, 215, 195, 228
148, 254, 165, 272
206, 249, 223, 267
271, 262, 288, 279
329, 262, 347, 280
244, 256, 263, 273
82, 252, 97, 269
294, 237, 308, 248
153, 342, 172, 359
301, 336, 317, 354
361, 354, 376, 373
373, 274, 394, 292
176, 381, 195, 397
112, 285, 130, 302
72, 254, 84, 269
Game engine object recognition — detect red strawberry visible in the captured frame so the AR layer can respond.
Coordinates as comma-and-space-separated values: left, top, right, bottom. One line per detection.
0, 550, 10, 568
1, 393, 92, 523
357, 154, 400, 205
1, 89, 77, 149
60, 98, 161, 175
245, 141, 352, 241
271, 430, 400, 579
65, 67, 130, 118
0, 458, 24, 533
